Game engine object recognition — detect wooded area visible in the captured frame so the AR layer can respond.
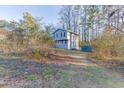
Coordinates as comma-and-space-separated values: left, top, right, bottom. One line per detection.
58, 5, 124, 61
0, 12, 54, 60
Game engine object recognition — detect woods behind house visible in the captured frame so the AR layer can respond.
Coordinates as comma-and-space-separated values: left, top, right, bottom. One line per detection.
58, 5, 124, 61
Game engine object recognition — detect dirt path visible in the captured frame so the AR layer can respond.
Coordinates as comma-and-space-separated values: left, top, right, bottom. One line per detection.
0, 50, 124, 88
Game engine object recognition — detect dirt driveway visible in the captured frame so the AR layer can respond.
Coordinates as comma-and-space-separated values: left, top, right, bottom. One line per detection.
0, 50, 124, 88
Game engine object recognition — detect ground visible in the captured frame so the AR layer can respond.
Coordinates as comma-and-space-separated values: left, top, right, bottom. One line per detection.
0, 49, 124, 88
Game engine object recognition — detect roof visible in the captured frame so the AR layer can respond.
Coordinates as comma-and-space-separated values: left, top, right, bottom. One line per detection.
53, 29, 79, 36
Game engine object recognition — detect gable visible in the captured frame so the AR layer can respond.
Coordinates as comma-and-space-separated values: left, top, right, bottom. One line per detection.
53, 29, 67, 35
53, 29, 79, 36
53, 29, 68, 40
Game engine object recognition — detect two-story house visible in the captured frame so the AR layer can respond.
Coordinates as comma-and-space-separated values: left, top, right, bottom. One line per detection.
53, 29, 79, 50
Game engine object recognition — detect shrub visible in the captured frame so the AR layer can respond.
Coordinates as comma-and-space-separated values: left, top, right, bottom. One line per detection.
31, 49, 41, 60
26, 31, 54, 61
79, 41, 90, 47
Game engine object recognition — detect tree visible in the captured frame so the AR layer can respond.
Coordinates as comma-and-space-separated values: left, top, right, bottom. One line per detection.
21, 12, 41, 45
72, 5, 82, 33
44, 24, 55, 34
79, 6, 99, 43
59, 6, 73, 30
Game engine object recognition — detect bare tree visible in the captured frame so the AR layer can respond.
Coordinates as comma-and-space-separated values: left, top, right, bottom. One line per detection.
59, 6, 73, 30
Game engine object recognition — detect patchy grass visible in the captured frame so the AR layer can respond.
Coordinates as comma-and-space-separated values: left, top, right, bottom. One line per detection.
41, 64, 55, 80
82, 67, 113, 87
0, 66, 6, 76
0, 52, 25, 61
56, 70, 75, 87
25, 75, 38, 81
40, 64, 124, 87
0, 50, 124, 88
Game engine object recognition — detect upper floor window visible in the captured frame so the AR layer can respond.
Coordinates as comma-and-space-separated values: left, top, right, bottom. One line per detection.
64, 32, 66, 37
56, 33, 58, 38
61, 32, 62, 37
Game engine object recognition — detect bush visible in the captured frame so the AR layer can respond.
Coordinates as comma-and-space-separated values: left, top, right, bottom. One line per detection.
25, 31, 54, 61
27, 48, 48, 61
31, 49, 41, 60
79, 41, 90, 47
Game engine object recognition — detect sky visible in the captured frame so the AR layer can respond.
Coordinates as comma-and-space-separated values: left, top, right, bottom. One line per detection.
0, 5, 61, 25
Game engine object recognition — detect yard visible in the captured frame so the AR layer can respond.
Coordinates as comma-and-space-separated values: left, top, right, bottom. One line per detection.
0, 49, 124, 88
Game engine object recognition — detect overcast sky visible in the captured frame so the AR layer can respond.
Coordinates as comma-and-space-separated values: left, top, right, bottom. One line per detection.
0, 5, 61, 25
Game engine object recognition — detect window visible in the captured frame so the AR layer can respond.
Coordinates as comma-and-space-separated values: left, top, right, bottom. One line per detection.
64, 32, 66, 37
56, 33, 58, 38
61, 32, 62, 37
65, 40, 67, 44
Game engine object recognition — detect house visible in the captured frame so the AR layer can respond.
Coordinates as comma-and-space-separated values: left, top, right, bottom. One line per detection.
52, 29, 80, 50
